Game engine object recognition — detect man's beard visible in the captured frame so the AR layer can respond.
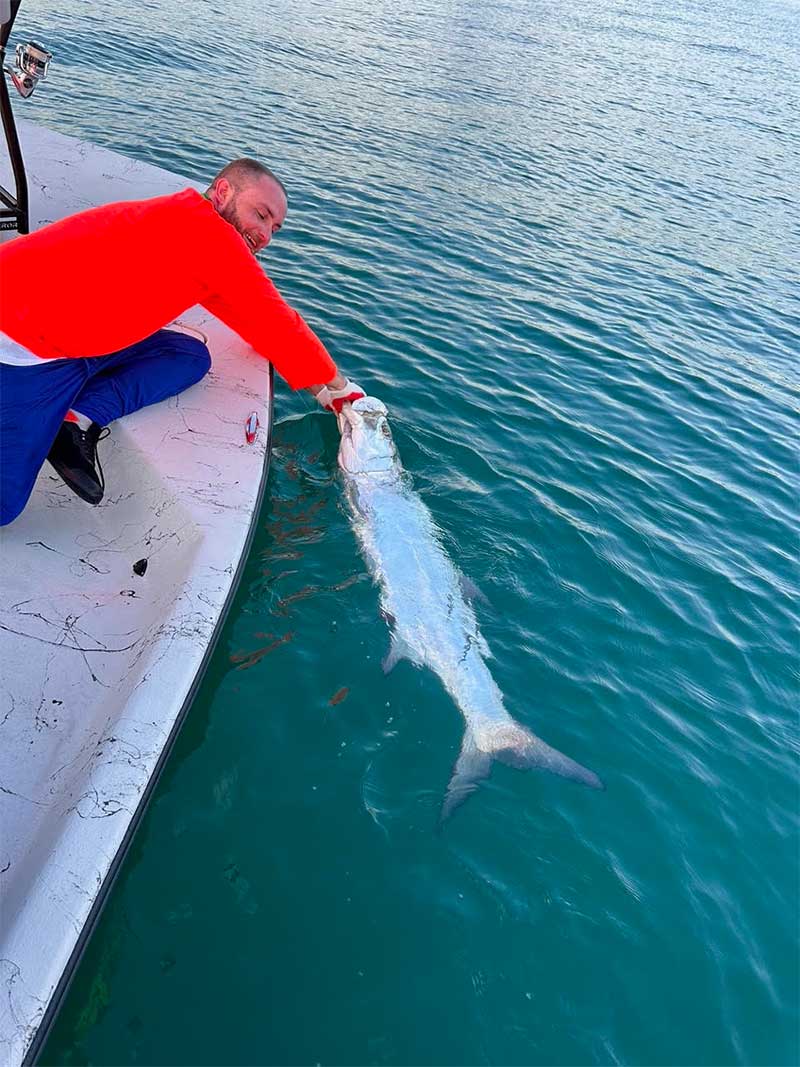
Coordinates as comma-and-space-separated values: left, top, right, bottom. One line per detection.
219, 196, 250, 248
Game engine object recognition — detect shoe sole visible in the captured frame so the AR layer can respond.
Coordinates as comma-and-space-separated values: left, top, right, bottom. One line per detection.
45, 458, 104, 505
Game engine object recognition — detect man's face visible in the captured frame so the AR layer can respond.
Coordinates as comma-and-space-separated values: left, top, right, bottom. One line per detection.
214, 174, 288, 255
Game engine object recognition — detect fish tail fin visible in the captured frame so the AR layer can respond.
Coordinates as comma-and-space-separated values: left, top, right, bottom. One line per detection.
440, 729, 492, 825
493, 722, 605, 791
440, 722, 604, 824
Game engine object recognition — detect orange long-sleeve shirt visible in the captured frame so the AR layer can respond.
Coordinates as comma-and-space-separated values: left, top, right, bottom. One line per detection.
0, 188, 336, 389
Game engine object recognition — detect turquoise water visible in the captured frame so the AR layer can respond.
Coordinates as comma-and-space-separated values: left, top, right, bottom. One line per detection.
21, 0, 799, 1063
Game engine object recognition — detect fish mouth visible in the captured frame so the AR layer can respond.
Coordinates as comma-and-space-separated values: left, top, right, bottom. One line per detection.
336, 405, 355, 437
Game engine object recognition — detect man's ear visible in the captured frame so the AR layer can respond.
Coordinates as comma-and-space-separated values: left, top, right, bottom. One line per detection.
210, 177, 233, 210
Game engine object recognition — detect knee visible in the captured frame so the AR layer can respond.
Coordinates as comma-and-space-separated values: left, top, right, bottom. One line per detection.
0, 498, 26, 527
173, 335, 211, 384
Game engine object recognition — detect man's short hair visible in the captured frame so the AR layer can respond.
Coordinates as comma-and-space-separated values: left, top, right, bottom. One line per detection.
209, 158, 287, 199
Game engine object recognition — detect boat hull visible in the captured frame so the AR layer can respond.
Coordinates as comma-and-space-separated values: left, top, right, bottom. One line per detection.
0, 120, 273, 1066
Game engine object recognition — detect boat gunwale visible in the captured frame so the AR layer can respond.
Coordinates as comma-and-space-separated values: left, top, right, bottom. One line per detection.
22, 364, 274, 1067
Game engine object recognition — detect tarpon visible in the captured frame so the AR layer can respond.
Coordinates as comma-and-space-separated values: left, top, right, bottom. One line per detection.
337, 397, 604, 820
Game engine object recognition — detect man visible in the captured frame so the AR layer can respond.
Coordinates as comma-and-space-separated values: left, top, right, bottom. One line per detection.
0, 157, 364, 526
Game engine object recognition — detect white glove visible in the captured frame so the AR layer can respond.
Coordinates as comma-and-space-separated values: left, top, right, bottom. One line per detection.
316, 379, 366, 414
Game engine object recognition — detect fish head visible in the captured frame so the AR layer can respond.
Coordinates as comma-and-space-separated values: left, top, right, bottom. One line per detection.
337, 397, 400, 477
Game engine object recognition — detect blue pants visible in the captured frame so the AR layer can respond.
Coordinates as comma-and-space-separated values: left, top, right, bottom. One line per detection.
0, 329, 211, 526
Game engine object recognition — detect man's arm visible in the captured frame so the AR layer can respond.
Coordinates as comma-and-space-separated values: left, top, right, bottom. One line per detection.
202, 268, 363, 409
197, 211, 338, 389
197, 210, 365, 407
309, 372, 347, 396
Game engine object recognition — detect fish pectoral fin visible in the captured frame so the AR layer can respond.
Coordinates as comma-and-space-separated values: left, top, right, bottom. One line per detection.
381, 635, 411, 674
440, 731, 492, 824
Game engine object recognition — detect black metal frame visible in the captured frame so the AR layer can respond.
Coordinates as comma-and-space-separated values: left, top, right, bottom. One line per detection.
0, 0, 29, 234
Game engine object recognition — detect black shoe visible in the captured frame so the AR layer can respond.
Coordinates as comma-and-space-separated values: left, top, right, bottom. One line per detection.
46, 421, 110, 505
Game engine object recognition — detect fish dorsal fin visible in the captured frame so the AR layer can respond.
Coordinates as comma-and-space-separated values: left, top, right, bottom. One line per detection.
458, 574, 489, 606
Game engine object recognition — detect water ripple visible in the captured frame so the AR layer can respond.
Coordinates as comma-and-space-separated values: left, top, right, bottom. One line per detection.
29, 0, 800, 1064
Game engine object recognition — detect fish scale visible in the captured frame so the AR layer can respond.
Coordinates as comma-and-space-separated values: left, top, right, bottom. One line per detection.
338, 397, 604, 819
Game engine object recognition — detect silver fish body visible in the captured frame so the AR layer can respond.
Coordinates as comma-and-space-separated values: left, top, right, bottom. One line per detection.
337, 397, 603, 819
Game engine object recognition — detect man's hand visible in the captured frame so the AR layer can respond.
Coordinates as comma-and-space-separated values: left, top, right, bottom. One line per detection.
314, 378, 366, 414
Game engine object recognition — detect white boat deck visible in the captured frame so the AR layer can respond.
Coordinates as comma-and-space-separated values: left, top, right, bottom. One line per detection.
0, 121, 273, 1065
